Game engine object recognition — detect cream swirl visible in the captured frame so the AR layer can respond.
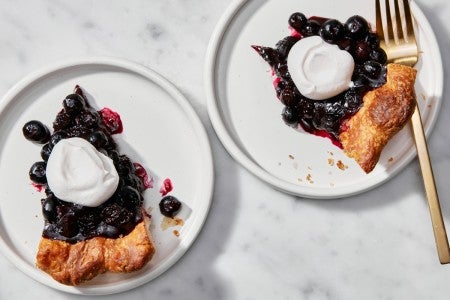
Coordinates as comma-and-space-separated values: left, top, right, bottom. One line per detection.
287, 36, 354, 100
46, 137, 119, 207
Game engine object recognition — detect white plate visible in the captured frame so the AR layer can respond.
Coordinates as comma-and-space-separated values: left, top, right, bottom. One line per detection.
0, 57, 214, 294
205, 0, 443, 198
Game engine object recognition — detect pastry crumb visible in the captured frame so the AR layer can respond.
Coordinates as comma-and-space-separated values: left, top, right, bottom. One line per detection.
161, 217, 184, 231
288, 154, 295, 160
173, 230, 180, 237
388, 157, 394, 162
336, 160, 348, 170
328, 158, 335, 166
306, 173, 314, 184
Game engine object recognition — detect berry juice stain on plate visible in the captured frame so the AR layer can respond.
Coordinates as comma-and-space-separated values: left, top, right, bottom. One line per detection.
159, 178, 173, 196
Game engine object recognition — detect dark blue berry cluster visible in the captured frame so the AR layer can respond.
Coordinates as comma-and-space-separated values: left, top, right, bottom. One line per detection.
23, 87, 144, 243
253, 13, 387, 141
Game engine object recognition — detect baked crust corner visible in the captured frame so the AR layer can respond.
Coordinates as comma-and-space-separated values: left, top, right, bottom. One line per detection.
36, 215, 155, 286
339, 63, 417, 173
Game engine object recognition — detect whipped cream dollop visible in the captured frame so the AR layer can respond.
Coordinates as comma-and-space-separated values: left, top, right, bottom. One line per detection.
287, 36, 354, 100
46, 137, 119, 207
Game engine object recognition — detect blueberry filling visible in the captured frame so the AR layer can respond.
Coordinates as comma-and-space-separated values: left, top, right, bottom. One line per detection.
24, 86, 145, 243
253, 13, 387, 143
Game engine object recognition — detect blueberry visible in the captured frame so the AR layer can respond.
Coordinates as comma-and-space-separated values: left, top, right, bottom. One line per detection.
77, 212, 100, 236
63, 93, 85, 115
319, 19, 345, 43
275, 36, 299, 59
301, 19, 321, 37
75, 109, 100, 128
57, 212, 79, 238
352, 40, 371, 63
274, 62, 291, 80
40, 143, 52, 161
280, 88, 298, 106
289, 12, 307, 32
343, 89, 363, 113
363, 60, 383, 79
49, 130, 68, 147
365, 32, 381, 49
22, 120, 50, 143
370, 48, 388, 64
345, 15, 369, 39
53, 110, 72, 131
29, 161, 47, 184
101, 203, 132, 228
281, 106, 298, 126
118, 185, 141, 208
116, 155, 135, 176
159, 195, 182, 218
88, 130, 108, 149
298, 99, 314, 119
322, 114, 340, 132
41, 196, 57, 221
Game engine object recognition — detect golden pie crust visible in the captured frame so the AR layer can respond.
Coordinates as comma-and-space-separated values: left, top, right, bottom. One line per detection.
339, 63, 417, 173
36, 213, 155, 286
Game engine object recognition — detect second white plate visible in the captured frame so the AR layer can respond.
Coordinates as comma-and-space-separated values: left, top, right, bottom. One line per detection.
205, 0, 443, 198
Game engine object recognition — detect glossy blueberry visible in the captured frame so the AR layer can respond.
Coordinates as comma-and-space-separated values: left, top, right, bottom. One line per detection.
63, 93, 85, 115
288, 12, 307, 32
281, 106, 299, 126
49, 130, 68, 147
22, 120, 50, 143
40, 143, 52, 161
159, 195, 182, 218
88, 130, 108, 149
319, 19, 345, 43
301, 19, 321, 37
345, 15, 369, 38
29, 161, 47, 184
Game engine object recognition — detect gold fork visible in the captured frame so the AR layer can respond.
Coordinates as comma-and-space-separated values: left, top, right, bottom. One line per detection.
376, 0, 450, 264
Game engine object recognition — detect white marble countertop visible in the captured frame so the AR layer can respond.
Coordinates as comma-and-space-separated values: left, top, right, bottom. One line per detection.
1, 0, 450, 299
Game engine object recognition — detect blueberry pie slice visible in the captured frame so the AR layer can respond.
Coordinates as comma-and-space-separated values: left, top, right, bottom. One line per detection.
253, 13, 416, 173
23, 86, 155, 285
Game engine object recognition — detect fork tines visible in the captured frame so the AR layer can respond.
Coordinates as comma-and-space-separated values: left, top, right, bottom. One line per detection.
376, 0, 416, 45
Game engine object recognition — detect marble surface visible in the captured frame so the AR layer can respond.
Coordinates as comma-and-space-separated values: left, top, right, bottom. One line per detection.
1, 0, 450, 299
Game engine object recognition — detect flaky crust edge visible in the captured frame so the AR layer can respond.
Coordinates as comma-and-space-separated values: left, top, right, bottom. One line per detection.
36, 213, 155, 286
339, 63, 417, 173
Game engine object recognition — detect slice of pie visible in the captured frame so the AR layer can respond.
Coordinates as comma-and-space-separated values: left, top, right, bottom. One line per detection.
253, 13, 416, 173
23, 86, 155, 285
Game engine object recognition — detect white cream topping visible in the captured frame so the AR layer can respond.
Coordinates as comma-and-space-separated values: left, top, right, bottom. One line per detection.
287, 36, 354, 100
46, 137, 119, 207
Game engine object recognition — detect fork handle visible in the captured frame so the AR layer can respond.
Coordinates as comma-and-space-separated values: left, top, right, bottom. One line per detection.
410, 104, 450, 264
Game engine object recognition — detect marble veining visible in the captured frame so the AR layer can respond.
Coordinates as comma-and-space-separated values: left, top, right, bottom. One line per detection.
1, 0, 450, 299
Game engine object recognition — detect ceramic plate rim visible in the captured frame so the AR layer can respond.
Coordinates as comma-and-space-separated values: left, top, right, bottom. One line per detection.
0, 56, 214, 295
204, 0, 443, 199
